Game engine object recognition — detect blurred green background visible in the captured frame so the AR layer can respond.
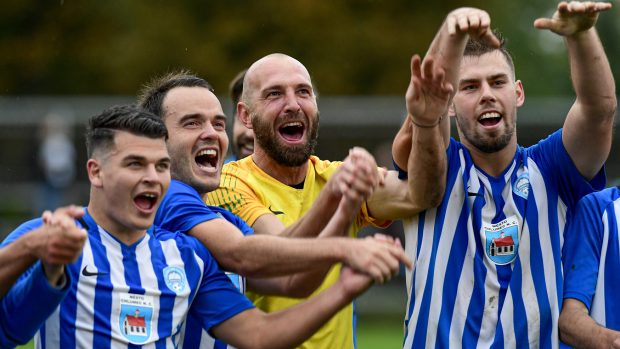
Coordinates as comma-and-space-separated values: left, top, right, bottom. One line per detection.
2, 0, 618, 96
3, 1, 619, 347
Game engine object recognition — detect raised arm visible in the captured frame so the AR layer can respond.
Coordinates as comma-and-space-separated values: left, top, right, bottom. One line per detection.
534, 1, 616, 179
391, 8, 499, 217
559, 298, 620, 348
212, 265, 374, 349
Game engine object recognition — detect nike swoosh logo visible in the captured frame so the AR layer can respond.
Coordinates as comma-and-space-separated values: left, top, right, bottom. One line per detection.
81, 265, 109, 277
468, 192, 484, 197
268, 205, 284, 215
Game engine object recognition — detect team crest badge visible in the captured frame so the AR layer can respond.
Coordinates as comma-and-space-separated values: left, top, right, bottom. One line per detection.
484, 216, 520, 265
163, 266, 187, 294
513, 172, 530, 199
119, 293, 153, 344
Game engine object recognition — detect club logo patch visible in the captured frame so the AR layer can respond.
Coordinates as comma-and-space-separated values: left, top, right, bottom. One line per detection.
484, 216, 520, 265
119, 293, 153, 344
163, 266, 187, 294
513, 172, 530, 199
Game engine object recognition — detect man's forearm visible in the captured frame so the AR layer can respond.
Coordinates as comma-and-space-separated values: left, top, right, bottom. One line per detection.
559, 302, 620, 348
226, 235, 347, 278
407, 118, 448, 210
0, 230, 41, 299
567, 28, 616, 117
279, 190, 340, 238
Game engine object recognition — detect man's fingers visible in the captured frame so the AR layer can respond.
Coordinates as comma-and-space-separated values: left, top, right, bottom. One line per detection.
447, 16, 458, 35
533, 18, 554, 30
480, 29, 501, 48
457, 16, 470, 33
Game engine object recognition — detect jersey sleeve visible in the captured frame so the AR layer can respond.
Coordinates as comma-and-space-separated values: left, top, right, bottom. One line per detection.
0, 219, 72, 347
206, 165, 271, 226
155, 181, 223, 233
528, 129, 606, 210
188, 240, 255, 335
562, 192, 607, 310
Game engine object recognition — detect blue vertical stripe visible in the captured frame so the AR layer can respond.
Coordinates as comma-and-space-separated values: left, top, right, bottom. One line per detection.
88, 218, 113, 349
462, 185, 487, 349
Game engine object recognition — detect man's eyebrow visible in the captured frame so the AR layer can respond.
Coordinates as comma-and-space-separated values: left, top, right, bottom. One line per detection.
122, 154, 147, 162
459, 78, 480, 85
489, 73, 509, 80
178, 113, 201, 123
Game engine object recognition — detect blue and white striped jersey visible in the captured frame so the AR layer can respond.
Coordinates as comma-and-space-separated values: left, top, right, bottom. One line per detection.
2, 209, 254, 349
401, 130, 604, 349
563, 187, 620, 332
155, 179, 254, 349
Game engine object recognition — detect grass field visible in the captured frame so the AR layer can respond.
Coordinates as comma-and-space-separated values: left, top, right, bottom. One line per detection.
357, 315, 404, 349
17, 315, 403, 349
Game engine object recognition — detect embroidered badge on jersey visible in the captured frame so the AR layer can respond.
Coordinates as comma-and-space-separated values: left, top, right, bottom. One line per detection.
484, 216, 520, 265
119, 293, 154, 344
513, 172, 530, 199
163, 266, 187, 294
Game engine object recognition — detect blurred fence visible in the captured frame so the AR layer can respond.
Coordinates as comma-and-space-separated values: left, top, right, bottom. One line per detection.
1, 94, 618, 318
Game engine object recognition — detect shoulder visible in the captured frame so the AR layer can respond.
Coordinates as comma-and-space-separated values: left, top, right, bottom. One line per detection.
153, 226, 211, 257
578, 187, 620, 213
310, 155, 341, 177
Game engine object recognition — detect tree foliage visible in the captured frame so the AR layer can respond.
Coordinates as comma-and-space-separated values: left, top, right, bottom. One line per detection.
0, 0, 617, 96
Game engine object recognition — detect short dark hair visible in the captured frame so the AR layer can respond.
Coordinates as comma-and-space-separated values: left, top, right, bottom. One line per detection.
229, 69, 247, 116
138, 70, 214, 118
464, 30, 515, 75
86, 104, 168, 158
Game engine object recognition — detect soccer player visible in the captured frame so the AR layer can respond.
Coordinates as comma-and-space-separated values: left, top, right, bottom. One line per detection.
0, 104, 383, 349
560, 188, 620, 347
139, 72, 411, 348
204, 51, 444, 348
0, 205, 85, 299
226, 69, 254, 162
392, 2, 615, 347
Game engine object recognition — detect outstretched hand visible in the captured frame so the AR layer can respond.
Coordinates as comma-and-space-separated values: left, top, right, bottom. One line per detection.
406, 55, 453, 128
343, 233, 412, 284
38, 205, 87, 265
445, 7, 500, 48
534, 1, 612, 36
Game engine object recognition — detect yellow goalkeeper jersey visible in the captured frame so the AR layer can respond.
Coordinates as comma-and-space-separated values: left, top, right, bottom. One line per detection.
206, 155, 389, 349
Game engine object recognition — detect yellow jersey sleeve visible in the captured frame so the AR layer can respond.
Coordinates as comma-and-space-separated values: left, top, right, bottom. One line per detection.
206, 160, 271, 226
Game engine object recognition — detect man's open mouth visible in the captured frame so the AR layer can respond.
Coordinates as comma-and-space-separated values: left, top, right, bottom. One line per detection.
195, 149, 218, 169
479, 112, 502, 127
278, 121, 305, 142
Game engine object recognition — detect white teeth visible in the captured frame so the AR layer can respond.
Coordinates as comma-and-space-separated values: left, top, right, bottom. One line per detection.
143, 193, 156, 198
198, 149, 217, 157
480, 112, 500, 120
283, 122, 303, 127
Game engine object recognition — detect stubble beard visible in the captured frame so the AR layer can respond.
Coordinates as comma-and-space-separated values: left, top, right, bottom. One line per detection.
456, 114, 516, 154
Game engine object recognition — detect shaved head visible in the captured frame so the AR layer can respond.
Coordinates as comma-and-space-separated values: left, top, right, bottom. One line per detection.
242, 53, 313, 106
